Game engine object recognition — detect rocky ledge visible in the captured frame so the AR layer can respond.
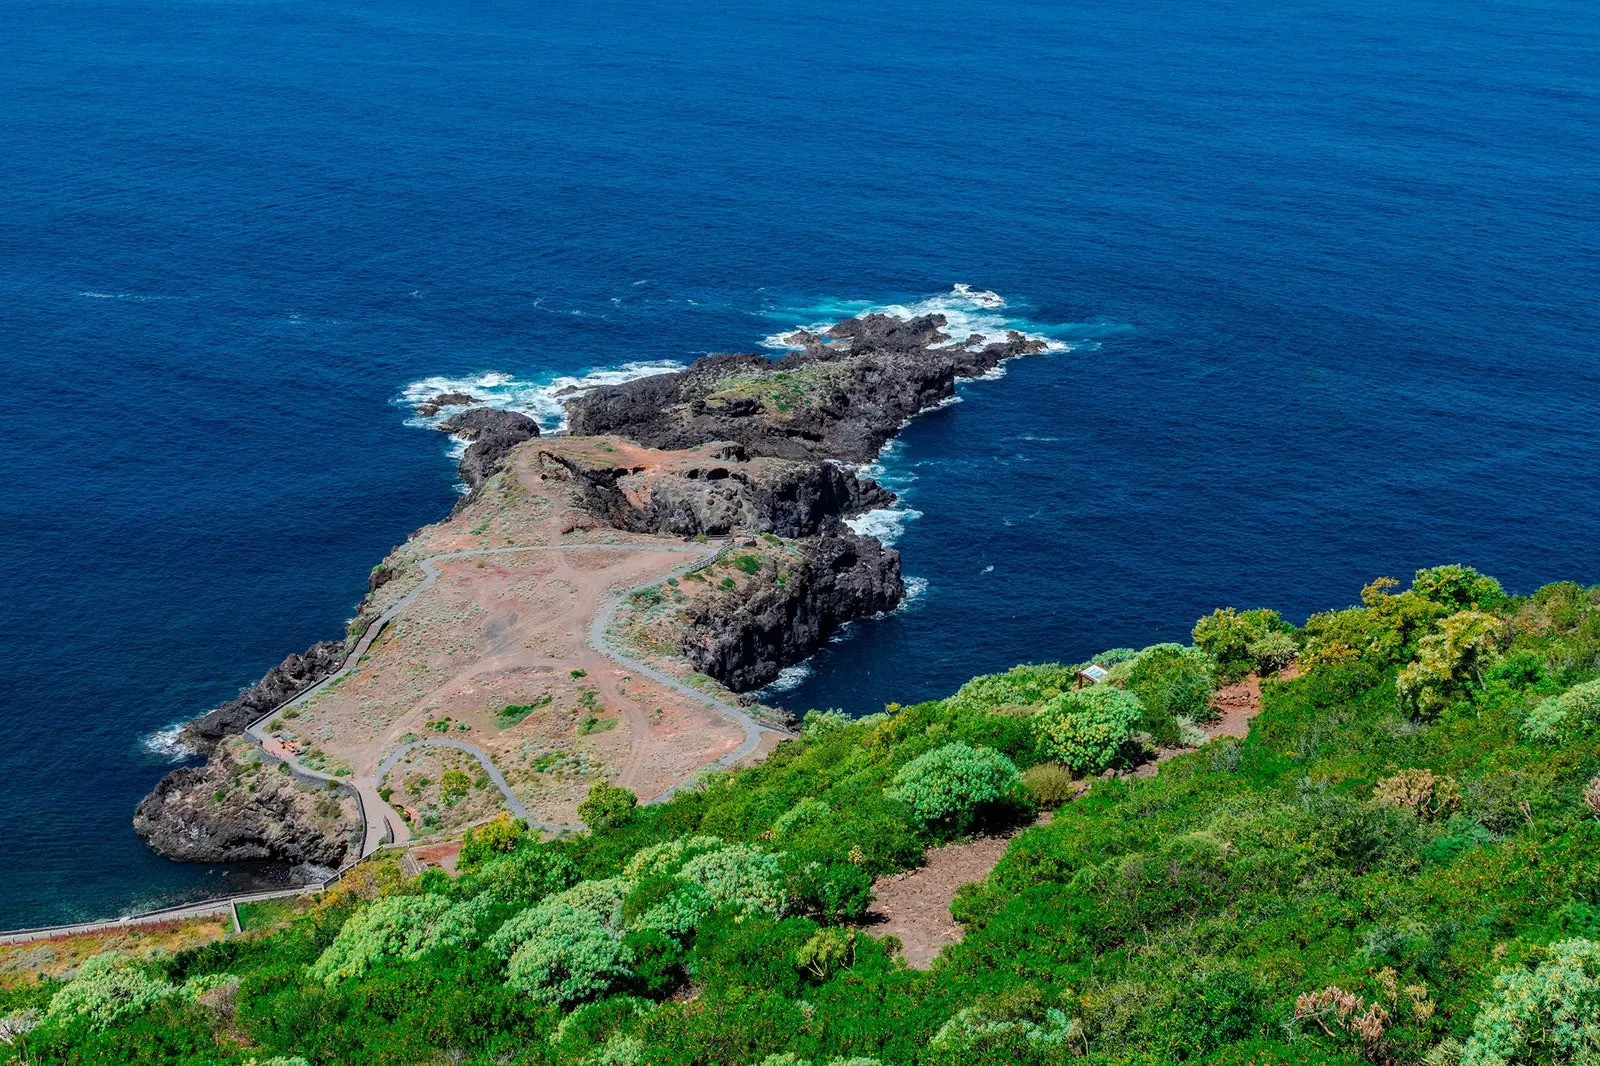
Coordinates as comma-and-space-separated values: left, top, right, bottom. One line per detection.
133, 742, 359, 867
440, 408, 541, 491
565, 312, 1047, 462
682, 533, 904, 691
178, 641, 345, 754
535, 438, 895, 539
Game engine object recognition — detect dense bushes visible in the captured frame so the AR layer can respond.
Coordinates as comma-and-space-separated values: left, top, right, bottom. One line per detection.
1192, 607, 1290, 678
35, 569, 1600, 1066
1032, 686, 1142, 772
580, 783, 640, 829
1462, 938, 1600, 1066
308, 893, 482, 984
885, 742, 1023, 832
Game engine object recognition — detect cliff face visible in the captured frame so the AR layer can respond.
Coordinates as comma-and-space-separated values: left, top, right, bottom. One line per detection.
440, 408, 541, 490
133, 743, 359, 867
682, 533, 904, 691
177, 642, 345, 753
535, 440, 895, 539
565, 313, 1047, 462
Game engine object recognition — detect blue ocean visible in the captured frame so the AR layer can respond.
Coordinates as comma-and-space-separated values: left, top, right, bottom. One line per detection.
2, 0, 1597, 927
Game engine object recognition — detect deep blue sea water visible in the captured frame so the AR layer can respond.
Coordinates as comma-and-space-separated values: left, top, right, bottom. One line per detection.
2, 0, 1597, 926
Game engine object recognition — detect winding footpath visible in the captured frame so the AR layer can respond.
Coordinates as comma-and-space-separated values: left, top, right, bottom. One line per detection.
245, 539, 769, 855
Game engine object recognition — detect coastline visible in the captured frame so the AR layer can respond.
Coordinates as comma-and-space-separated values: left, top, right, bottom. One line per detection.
125, 308, 1055, 910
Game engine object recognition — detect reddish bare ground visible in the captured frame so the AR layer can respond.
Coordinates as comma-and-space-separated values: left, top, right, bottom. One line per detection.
865, 666, 1296, 969
863, 834, 1011, 969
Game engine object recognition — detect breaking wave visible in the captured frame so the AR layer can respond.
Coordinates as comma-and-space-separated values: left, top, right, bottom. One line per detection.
757, 283, 1079, 353
397, 360, 686, 434
141, 724, 195, 762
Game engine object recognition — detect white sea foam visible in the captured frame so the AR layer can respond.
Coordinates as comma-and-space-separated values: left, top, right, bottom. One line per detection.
397, 360, 687, 435
758, 284, 1075, 354
845, 506, 923, 546
764, 662, 814, 693
77, 291, 172, 302
142, 724, 195, 762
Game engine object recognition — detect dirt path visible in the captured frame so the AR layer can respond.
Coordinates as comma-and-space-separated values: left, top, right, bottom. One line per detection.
245, 541, 771, 856
865, 670, 1280, 969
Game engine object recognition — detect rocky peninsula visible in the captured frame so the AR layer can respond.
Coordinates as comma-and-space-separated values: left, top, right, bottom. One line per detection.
134, 312, 1049, 867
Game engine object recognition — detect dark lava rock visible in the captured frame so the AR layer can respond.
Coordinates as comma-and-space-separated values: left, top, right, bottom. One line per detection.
564, 313, 1046, 463
682, 533, 904, 691
134, 746, 359, 866
439, 408, 542, 490
415, 391, 481, 416
537, 447, 894, 538
179, 641, 345, 753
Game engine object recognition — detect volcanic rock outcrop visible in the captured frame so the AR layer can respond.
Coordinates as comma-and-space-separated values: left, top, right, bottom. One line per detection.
681, 533, 904, 691
134, 745, 359, 867
440, 408, 541, 490
565, 313, 1047, 462
178, 641, 345, 754
535, 441, 894, 538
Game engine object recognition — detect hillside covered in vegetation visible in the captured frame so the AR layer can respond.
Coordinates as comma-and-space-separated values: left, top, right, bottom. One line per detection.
12, 566, 1600, 1066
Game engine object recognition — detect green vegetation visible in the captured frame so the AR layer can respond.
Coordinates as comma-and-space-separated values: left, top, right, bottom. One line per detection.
497, 695, 552, 729
577, 782, 638, 830
22, 565, 1600, 1066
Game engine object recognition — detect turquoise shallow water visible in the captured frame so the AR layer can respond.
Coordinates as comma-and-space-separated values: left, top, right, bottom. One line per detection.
1, 0, 1597, 926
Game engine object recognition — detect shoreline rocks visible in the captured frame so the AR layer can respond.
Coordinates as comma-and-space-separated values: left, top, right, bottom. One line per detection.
683, 533, 904, 691
177, 641, 345, 754
565, 313, 1047, 462
133, 744, 359, 866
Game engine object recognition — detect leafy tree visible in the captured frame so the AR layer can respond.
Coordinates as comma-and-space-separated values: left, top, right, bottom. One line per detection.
1396, 609, 1503, 720
1033, 686, 1142, 773
1411, 564, 1506, 612
580, 782, 639, 830
885, 741, 1023, 832
459, 812, 527, 871
308, 894, 482, 983
1462, 938, 1600, 1066
45, 954, 173, 1029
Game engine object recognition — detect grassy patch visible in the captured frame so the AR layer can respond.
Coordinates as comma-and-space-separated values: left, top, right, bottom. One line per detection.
496, 695, 552, 728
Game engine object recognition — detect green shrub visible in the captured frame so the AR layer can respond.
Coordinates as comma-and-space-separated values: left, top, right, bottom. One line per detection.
580, 782, 639, 830
504, 903, 635, 1007
45, 954, 174, 1030
458, 812, 527, 871
678, 844, 788, 918
308, 894, 482, 984
944, 664, 1078, 715
1248, 630, 1297, 674
800, 709, 851, 739
1521, 697, 1568, 743
784, 858, 873, 923
1021, 762, 1079, 808
1411, 563, 1506, 611
771, 797, 831, 839
885, 741, 1023, 832
794, 928, 856, 981
1033, 687, 1143, 773
1462, 937, 1600, 1066
1192, 608, 1287, 678
458, 840, 578, 905
622, 835, 725, 880
1397, 610, 1503, 720
1123, 644, 1216, 744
